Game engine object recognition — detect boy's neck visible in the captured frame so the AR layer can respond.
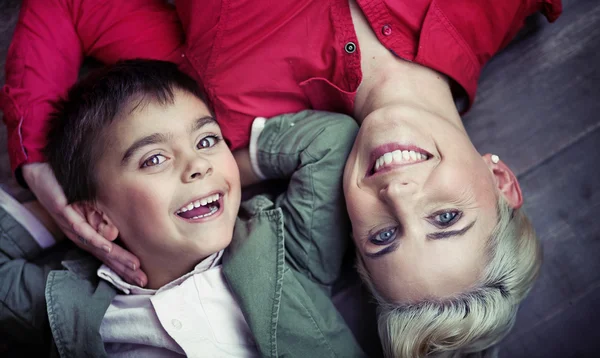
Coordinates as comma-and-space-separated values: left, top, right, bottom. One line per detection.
138, 251, 217, 289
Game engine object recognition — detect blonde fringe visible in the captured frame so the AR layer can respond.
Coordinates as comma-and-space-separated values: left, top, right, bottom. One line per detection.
357, 198, 542, 358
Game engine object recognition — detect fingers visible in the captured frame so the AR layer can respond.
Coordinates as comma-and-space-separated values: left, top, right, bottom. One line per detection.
98, 245, 148, 287
63, 205, 113, 253
65, 228, 147, 287
61, 206, 146, 286
23, 162, 147, 286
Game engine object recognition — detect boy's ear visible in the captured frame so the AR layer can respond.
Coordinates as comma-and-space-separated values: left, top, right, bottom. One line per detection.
72, 202, 119, 241
483, 154, 523, 209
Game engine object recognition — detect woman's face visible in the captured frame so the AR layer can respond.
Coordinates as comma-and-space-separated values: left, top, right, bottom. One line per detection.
343, 105, 513, 302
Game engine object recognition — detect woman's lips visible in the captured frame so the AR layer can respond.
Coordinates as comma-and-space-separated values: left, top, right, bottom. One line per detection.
366, 143, 432, 177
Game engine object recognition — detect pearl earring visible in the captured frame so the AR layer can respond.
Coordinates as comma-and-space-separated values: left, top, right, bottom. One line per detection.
491, 154, 500, 164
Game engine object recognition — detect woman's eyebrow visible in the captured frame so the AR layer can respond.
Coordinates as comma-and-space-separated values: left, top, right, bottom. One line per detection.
366, 241, 400, 259
426, 220, 477, 240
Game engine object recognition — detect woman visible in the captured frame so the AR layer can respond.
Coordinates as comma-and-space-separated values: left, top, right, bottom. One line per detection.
0, 0, 561, 356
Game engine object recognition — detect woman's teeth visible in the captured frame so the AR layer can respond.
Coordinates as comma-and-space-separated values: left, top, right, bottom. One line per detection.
374, 150, 428, 172
176, 193, 220, 214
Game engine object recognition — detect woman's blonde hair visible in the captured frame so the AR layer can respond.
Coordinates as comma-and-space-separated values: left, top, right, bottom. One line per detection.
357, 198, 542, 358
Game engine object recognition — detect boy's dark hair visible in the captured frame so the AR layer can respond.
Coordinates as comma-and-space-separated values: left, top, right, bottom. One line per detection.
45, 59, 206, 203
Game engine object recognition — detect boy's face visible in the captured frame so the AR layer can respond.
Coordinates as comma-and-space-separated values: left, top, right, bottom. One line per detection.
94, 89, 241, 267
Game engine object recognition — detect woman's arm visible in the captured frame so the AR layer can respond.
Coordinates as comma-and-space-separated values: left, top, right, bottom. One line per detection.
2, 0, 184, 174
0, 0, 184, 286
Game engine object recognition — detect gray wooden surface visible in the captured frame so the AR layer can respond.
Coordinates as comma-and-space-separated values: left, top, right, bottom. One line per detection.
1, 0, 598, 357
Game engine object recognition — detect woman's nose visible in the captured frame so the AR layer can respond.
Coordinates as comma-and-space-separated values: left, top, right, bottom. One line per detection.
182, 155, 213, 182
379, 179, 417, 204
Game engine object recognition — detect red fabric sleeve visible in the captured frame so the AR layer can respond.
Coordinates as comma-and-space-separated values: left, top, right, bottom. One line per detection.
415, 0, 562, 113
0, 0, 184, 176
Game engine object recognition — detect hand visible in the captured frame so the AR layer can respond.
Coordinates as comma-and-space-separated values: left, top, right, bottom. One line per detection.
22, 162, 147, 286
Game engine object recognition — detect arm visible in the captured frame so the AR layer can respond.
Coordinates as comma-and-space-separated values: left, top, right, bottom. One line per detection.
1, 0, 184, 174
0, 204, 58, 347
0, 0, 184, 285
252, 110, 358, 286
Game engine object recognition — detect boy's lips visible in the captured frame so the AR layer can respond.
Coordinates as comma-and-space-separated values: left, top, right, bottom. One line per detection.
175, 191, 225, 222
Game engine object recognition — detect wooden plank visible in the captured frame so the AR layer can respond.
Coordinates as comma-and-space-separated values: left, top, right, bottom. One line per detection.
501, 283, 600, 358
499, 127, 600, 355
464, 0, 600, 177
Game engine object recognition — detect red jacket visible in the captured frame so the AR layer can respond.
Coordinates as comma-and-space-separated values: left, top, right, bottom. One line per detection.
0, 0, 561, 176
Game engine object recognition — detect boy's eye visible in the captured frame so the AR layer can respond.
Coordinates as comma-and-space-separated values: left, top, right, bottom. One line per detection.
141, 154, 167, 168
197, 135, 220, 149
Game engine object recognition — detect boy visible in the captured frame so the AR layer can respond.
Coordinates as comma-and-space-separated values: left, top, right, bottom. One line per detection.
0, 59, 365, 357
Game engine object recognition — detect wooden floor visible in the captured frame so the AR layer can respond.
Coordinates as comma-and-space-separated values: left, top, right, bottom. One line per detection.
463, 0, 600, 356
1, 0, 599, 357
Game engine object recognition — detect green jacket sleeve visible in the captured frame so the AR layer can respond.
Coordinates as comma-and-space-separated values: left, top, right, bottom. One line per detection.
256, 110, 358, 286
0, 207, 57, 349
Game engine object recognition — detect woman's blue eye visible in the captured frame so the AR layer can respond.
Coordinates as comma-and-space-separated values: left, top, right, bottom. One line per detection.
370, 227, 398, 245
435, 211, 459, 226
197, 135, 219, 149
141, 154, 166, 168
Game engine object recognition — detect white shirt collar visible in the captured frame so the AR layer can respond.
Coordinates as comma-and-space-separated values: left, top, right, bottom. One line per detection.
97, 250, 224, 295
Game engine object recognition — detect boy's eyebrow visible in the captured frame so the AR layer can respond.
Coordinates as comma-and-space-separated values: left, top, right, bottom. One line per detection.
121, 116, 217, 165
191, 116, 217, 132
121, 133, 172, 165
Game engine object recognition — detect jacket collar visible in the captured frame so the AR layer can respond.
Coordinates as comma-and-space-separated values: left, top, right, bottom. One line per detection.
46, 253, 116, 358
222, 199, 285, 358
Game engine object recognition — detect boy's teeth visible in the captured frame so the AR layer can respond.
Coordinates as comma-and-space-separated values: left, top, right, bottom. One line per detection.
374, 150, 428, 172
190, 205, 219, 219
177, 193, 221, 213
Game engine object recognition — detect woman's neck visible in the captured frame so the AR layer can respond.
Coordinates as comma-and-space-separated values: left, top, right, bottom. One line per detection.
349, 0, 462, 127
354, 59, 462, 127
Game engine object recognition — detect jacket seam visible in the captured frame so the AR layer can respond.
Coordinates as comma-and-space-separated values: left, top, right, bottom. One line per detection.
45, 272, 68, 358
292, 287, 337, 357
269, 210, 286, 357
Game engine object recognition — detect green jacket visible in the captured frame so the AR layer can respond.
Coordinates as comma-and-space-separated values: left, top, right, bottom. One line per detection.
0, 110, 366, 357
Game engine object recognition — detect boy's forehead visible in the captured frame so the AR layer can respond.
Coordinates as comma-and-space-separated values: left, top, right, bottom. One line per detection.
114, 92, 214, 139
101, 98, 218, 162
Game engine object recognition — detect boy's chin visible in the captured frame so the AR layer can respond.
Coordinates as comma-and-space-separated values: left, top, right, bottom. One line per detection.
192, 234, 234, 256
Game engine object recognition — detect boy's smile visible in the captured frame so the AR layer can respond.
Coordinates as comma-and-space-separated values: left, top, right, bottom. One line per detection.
92, 89, 241, 288
175, 192, 223, 221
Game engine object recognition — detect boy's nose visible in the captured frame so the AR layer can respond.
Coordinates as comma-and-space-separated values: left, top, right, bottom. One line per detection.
182, 156, 213, 182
